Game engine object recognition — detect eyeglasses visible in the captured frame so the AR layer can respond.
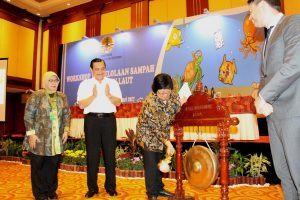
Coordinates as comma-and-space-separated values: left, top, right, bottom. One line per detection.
48, 79, 60, 83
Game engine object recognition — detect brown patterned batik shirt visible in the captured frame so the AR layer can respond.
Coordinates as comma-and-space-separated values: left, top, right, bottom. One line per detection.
23, 89, 71, 156
136, 91, 181, 152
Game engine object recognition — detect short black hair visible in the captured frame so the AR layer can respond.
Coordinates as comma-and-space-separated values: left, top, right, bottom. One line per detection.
90, 58, 106, 69
151, 73, 173, 94
247, 0, 281, 11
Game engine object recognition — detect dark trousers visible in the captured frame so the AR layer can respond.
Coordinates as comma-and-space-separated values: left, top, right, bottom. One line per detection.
142, 149, 164, 197
84, 114, 117, 192
29, 153, 61, 200
267, 116, 300, 200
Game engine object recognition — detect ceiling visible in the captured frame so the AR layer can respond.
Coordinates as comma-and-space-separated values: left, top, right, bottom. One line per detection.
4, 0, 93, 17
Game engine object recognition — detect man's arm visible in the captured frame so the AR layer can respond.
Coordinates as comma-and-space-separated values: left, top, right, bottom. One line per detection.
78, 85, 97, 109
105, 83, 121, 106
106, 93, 121, 106
261, 17, 300, 103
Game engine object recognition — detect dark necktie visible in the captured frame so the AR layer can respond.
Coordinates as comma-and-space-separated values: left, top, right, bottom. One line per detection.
264, 26, 274, 56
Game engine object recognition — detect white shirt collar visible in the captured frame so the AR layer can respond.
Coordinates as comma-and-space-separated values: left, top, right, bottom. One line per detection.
92, 76, 107, 84
269, 12, 284, 29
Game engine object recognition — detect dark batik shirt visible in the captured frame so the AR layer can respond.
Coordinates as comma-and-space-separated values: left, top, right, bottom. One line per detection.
136, 91, 181, 152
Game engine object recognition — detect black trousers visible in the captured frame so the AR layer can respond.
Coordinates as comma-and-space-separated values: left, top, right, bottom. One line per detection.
29, 153, 61, 200
142, 149, 164, 197
84, 114, 117, 193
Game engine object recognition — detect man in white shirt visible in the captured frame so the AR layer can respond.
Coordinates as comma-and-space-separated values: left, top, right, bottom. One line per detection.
248, 0, 300, 199
77, 58, 122, 198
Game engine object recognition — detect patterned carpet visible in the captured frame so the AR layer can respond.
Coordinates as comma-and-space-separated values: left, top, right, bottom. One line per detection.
0, 161, 284, 200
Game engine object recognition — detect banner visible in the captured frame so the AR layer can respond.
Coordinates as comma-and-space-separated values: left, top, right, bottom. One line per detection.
61, 7, 263, 105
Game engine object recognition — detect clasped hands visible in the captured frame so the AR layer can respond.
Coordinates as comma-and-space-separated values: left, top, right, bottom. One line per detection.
254, 94, 273, 117
92, 84, 112, 98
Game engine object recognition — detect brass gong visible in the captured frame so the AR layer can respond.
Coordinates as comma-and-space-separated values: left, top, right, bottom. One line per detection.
183, 145, 219, 189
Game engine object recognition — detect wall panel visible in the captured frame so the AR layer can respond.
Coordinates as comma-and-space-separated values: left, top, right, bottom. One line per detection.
62, 19, 86, 44
16, 25, 34, 79
208, 0, 231, 11
167, 0, 186, 21
101, 7, 131, 35
284, 0, 300, 15
149, 0, 168, 25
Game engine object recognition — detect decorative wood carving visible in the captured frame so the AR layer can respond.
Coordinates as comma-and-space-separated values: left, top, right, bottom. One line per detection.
172, 82, 239, 200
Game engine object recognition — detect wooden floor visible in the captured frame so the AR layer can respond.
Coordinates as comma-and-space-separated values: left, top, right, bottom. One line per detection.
0, 161, 284, 200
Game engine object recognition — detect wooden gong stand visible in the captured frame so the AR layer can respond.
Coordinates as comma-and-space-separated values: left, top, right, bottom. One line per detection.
170, 84, 239, 200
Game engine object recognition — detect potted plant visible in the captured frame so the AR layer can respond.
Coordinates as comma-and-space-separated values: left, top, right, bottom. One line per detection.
244, 152, 271, 184
115, 144, 144, 177
61, 139, 87, 171
0, 139, 23, 161
228, 149, 246, 184
61, 149, 86, 171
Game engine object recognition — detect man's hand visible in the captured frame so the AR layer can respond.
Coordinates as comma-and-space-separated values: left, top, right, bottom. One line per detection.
164, 140, 175, 156
28, 135, 39, 149
254, 95, 273, 117
62, 132, 68, 144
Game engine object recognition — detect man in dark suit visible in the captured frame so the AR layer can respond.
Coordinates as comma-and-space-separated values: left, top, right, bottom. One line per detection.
248, 0, 300, 199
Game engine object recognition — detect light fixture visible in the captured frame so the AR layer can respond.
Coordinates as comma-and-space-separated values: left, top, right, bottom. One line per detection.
153, 18, 160, 24
115, 27, 123, 32
67, 3, 71, 6
82, 35, 89, 39
203, 8, 209, 14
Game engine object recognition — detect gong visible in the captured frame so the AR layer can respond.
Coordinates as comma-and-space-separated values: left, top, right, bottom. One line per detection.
183, 145, 219, 189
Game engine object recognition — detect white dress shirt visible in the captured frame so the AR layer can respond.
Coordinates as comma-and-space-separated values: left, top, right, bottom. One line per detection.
77, 77, 122, 114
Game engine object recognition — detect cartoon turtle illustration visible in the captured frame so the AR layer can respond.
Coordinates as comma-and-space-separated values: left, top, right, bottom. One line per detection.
182, 50, 203, 90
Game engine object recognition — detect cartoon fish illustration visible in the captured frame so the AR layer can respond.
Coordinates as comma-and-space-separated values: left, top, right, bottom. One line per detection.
218, 54, 237, 85
166, 27, 183, 51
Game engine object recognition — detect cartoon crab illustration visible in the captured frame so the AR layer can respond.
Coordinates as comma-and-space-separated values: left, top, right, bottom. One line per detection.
239, 14, 264, 58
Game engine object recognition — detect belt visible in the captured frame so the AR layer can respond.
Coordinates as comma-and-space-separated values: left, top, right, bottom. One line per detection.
86, 112, 115, 118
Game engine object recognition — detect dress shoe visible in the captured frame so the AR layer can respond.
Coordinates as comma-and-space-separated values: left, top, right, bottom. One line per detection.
106, 189, 118, 196
85, 190, 98, 198
48, 193, 58, 200
158, 189, 174, 197
148, 196, 157, 200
